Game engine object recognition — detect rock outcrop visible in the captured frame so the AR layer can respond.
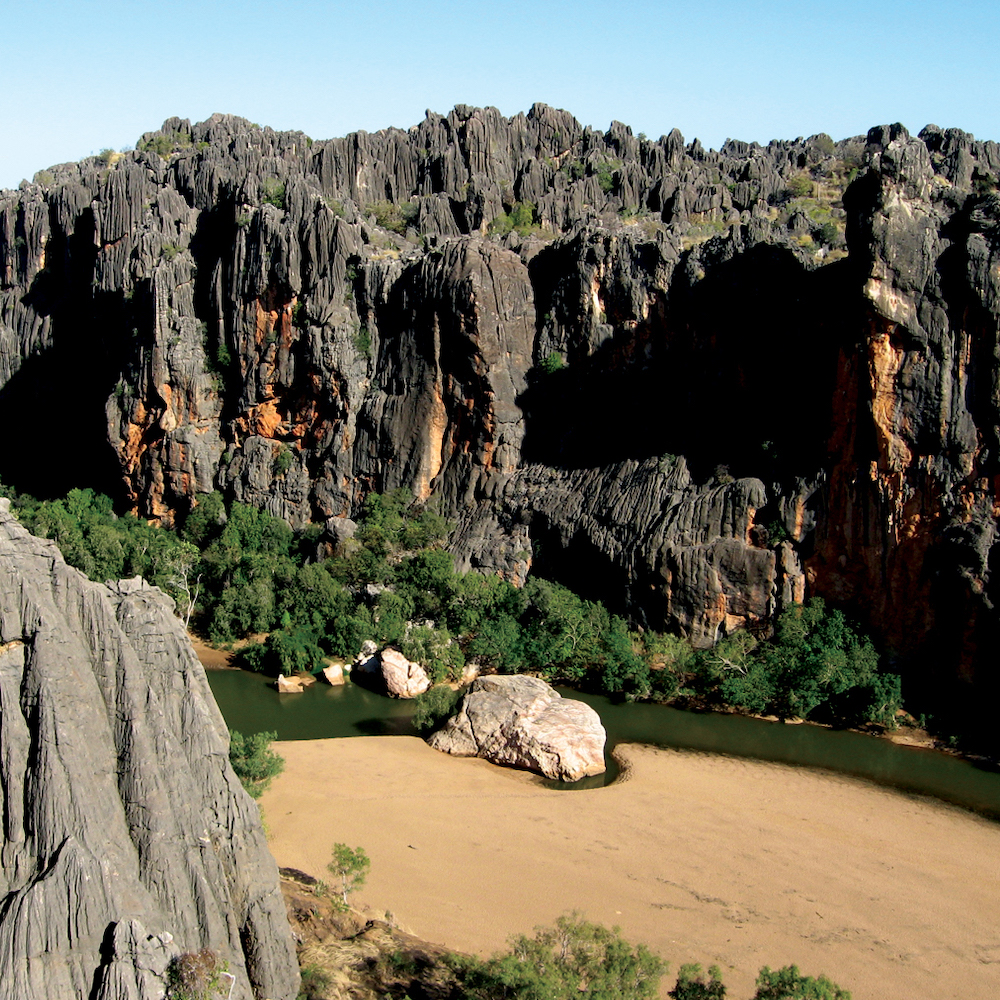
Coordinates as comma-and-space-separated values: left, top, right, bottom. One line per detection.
428, 675, 607, 780
0, 501, 300, 1000
2, 107, 1000, 713
353, 646, 430, 698
378, 648, 431, 698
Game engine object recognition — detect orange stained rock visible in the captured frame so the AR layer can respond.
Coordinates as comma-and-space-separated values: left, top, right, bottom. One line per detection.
250, 400, 284, 438
255, 298, 279, 346
792, 496, 807, 542
868, 327, 913, 473
158, 383, 178, 432
419, 382, 448, 499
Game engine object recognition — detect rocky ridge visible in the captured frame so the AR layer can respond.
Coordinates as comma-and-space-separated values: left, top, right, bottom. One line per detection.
1, 107, 999, 710
0, 501, 300, 1000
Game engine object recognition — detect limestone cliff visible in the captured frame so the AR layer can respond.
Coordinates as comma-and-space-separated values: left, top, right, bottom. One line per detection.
1, 106, 999, 711
0, 501, 300, 999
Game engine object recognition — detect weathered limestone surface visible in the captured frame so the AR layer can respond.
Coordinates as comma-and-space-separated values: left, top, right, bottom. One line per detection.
428, 674, 607, 780
2, 108, 1000, 704
0, 502, 300, 1000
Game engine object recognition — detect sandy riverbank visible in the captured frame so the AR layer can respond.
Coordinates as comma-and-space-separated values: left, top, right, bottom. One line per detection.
189, 634, 234, 669
261, 737, 1000, 1000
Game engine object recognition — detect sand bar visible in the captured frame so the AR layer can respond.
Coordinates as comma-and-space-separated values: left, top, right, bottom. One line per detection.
262, 736, 1000, 1000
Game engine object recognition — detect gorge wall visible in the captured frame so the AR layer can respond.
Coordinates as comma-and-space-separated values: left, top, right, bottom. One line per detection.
1, 105, 999, 714
0, 501, 300, 999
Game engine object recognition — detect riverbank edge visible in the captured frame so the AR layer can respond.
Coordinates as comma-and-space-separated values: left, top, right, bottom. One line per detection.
192, 630, 1000, 781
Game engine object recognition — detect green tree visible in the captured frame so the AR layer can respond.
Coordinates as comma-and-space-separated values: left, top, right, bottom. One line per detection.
372, 590, 414, 646
265, 624, 326, 674
412, 684, 462, 733
709, 599, 901, 727
327, 843, 370, 906
467, 612, 525, 671
400, 623, 465, 683
753, 965, 850, 1000
229, 730, 284, 799
454, 912, 666, 1000
396, 547, 456, 618
670, 963, 727, 999
280, 562, 351, 631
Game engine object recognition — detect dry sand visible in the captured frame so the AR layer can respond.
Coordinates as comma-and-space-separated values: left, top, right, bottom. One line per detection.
189, 635, 233, 669
262, 737, 1000, 1000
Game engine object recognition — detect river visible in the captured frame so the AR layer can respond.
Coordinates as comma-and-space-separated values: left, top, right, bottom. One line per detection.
206, 667, 1000, 820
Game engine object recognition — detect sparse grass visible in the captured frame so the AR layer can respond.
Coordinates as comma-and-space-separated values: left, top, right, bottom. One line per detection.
489, 201, 542, 237
262, 178, 286, 210
368, 200, 418, 234
681, 215, 734, 250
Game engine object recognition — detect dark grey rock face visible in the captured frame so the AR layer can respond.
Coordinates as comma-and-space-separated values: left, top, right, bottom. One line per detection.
0, 502, 300, 1000
1, 107, 1000, 704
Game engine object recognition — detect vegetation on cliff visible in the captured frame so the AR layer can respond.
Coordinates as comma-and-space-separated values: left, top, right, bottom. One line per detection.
4, 482, 903, 731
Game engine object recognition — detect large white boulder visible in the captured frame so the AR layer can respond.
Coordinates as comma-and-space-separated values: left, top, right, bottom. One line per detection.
352, 644, 431, 698
380, 648, 431, 698
428, 675, 606, 781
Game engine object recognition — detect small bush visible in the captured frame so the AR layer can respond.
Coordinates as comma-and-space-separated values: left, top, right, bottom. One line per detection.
327, 843, 370, 907
452, 912, 666, 1000
166, 949, 231, 1000
596, 162, 617, 194
229, 729, 284, 799
140, 134, 175, 159
273, 445, 293, 478
670, 963, 727, 999
298, 964, 332, 1000
753, 964, 850, 999
292, 300, 308, 331
353, 327, 371, 356
489, 201, 539, 237
785, 174, 813, 199
537, 351, 565, 375
814, 221, 840, 246
412, 684, 462, 733
262, 178, 286, 209
369, 200, 418, 235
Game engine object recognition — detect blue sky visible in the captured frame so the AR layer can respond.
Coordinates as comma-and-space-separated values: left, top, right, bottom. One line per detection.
2, 0, 997, 190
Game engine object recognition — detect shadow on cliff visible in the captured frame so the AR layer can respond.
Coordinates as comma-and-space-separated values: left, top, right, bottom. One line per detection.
518, 248, 862, 489
0, 212, 133, 503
